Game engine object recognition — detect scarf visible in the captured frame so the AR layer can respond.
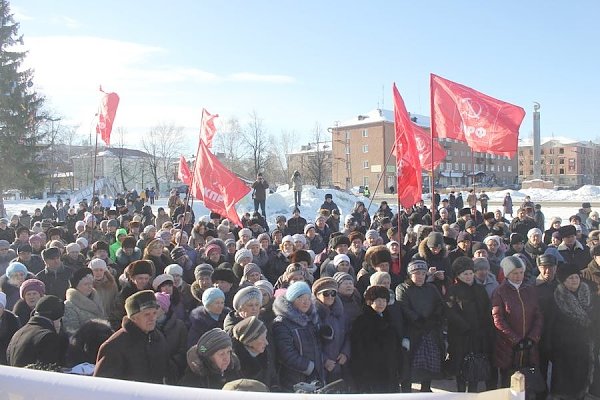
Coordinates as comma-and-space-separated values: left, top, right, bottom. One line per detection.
554, 282, 592, 327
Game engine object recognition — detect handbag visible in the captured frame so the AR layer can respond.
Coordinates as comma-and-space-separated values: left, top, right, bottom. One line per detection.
513, 348, 546, 394
460, 352, 491, 383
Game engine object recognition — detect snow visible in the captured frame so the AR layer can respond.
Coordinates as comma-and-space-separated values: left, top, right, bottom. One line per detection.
334, 109, 430, 129
518, 136, 587, 147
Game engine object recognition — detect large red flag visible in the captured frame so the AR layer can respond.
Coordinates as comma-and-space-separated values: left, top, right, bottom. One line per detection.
412, 122, 446, 171
177, 155, 192, 186
96, 87, 120, 146
199, 108, 219, 148
393, 83, 422, 209
430, 74, 525, 157
190, 141, 250, 226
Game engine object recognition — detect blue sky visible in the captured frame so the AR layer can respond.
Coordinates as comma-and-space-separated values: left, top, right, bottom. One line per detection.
10, 0, 600, 150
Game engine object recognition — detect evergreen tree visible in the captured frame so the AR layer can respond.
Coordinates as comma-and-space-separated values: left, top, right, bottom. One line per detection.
0, 0, 48, 200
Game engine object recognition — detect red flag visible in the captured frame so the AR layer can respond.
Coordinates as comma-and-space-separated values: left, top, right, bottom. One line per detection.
190, 141, 250, 226
393, 83, 422, 209
177, 155, 192, 185
412, 122, 446, 171
430, 74, 525, 157
96, 88, 120, 146
199, 108, 219, 148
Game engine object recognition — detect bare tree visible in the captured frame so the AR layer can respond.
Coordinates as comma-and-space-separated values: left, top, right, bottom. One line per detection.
214, 116, 246, 173
268, 129, 297, 185
113, 127, 135, 191
142, 122, 184, 193
243, 111, 270, 177
305, 122, 329, 189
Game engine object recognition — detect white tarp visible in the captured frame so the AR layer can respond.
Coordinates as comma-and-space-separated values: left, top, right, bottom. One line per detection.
0, 366, 524, 400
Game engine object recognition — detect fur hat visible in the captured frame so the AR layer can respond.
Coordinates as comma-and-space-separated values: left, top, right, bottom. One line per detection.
558, 225, 576, 238
501, 255, 524, 277
407, 259, 428, 274
456, 231, 472, 243
202, 287, 225, 307
195, 328, 232, 358
471, 242, 488, 253
91, 241, 110, 253
365, 229, 379, 240
452, 256, 474, 277
312, 277, 338, 295
365, 245, 392, 267
41, 247, 61, 260
89, 258, 107, 271
212, 268, 236, 284
152, 274, 174, 291
550, 216, 562, 225
20, 279, 45, 299
70, 267, 93, 288
290, 250, 312, 265
465, 220, 476, 229
233, 316, 267, 346
329, 235, 351, 249
127, 260, 154, 277
238, 228, 252, 239
537, 254, 557, 266
556, 263, 581, 283
527, 228, 542, 240
510, 233, 525, 245
348, 231, 365, 243
458, 207, 471, 217
35, 295, 65, 320
121, 236, 137, 249
364, 285, 389, 303
254, 280, 274, 300
232, 286, 262, 311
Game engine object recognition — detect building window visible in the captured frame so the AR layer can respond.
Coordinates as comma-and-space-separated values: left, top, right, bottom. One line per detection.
461, 163, 466, 170
363, 176, 369, 186
454, 163, 459, 170
508, 166, 512, 172
362, 129, 368, 138
363, 160, 369, 169
362, 145, 368, 153
559, 148, 564, 154
345, 130, 350, 140
559, 168, 565, 175
559, 158, 565, 165
446, 162, 452, 170
491, 165, 495, 172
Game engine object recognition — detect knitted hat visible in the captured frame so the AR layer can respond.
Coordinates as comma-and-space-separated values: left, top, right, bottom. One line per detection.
471, 242, 488, 253
152, 274, 174, 291
76, 237, 88, 249
407, 259, 428, 274
127, 260, 154, 277
465, 220, 476, 229
369, 271, 391, 287
125, 290, 160, 317
202, 287, 225, 306
333, 254, 350, 267
312, 277, 338, 295
164, 264, 183, 277
281, 235, 294, 244
364, 285, 389, 303
194, 264, 214, 280
75, 221, 86, 230
20, 279, 45, 299
196, 328, 232, 358
290, 250, 311, 265
154, 292, 170, 313
558, 225, 576, 238
537, 254, 557, 266
254, 280, 274, 300
473, 257, 490, 272
156, 229, 171, 242
365, 229, 379, 240
501, 255, 524, 277
292, 234, 306, 246
205, 243, 222, 257
556, 263, 581, 283
303, 224, 315, 234
212, 268, 236, 284
285, 281, 312, 302
65, 243, 81, 254
552, 231, 562, 240
6, 262, 28, 278
457, 232, 472, 243
452, 256, 474, 277
89, 258, 107, 271
70, 267, 93, 288
426, 232, 444, 248
235, 249, 253, 264
238, 228, 252, 239
333, 272, 353, 285
527, 228, 542, 240
233, 316, 267, 346
233, 286, 263, 311
329, 235, 351, 249
225, 238, 236, 247
365, 245, 392, 267
243, 263, 261, 278
41, 247, 61, 260
143, 225, 155, 234
35, 295, 65, 320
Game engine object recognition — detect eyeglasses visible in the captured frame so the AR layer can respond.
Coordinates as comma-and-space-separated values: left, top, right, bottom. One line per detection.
320, 290, 337, 297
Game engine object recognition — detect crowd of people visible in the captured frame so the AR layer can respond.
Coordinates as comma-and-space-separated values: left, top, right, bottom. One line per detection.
0, 188, 599, 398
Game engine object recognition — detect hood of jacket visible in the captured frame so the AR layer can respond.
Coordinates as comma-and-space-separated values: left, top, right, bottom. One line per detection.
272, 295, 318, 327
65, 288, 105, 316
418, 237, 448, 259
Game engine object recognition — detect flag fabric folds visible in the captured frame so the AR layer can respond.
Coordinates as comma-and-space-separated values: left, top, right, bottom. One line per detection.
177, 156, 192, 186
393, 83, 422, 209
96, 88, 119, 146
412, 122, 446, 171
430, 74, 525, 157
199, 108, 219, 148
190, 141, 250, 226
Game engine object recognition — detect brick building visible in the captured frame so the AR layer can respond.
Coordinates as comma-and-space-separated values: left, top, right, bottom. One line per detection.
518, 137, 600, 187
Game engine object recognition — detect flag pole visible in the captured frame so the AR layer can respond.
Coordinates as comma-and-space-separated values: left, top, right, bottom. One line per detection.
429, 75, 436, 231
90, 111, 99, 231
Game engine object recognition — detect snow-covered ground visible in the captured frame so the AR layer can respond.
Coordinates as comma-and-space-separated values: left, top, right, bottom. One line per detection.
3, 185, 600, 231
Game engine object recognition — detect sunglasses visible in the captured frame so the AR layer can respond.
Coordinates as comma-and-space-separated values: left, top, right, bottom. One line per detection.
320, 290, 337, 297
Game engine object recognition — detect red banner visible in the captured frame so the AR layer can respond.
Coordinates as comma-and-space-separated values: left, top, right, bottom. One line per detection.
190, 141, 250, 226
393, 83, 422, 209
430, 74, 524, 157
177, 155, 192, 186
412, 122, 446, 171
96, 88, 119, 146
199, 108, 219, 148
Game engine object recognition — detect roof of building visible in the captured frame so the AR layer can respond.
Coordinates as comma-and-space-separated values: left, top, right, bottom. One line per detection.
333, 109, 430, 129
72, 147, 152, 159
519, 137, 596, 147
288, 141, 332, 155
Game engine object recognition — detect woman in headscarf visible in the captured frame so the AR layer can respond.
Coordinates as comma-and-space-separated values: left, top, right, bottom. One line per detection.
63, 268, 107, 336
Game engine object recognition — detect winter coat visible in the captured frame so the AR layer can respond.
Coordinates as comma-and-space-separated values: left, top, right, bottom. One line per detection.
109, 282, 142, 330
475, 272, 499, 299
503, 196, 513, 214
0, 226, 15, 243
12, 254, 44, 275
558, 240, 592, 270
491, 281, 543, 370
267, 251, 291, 283
36, 265, 73, 300
285, 216, 307, 236
156, 312, 188, 384
62, 288, 107, 336
179, 349, 241, 389
524, 241, 546, 267
187, 306, 229, 348
291, 173, 302, 191
581, 259, 600, 295
444, 281, 494, 376
93, 270, 119, 319
0, 274, 35, 310
547, 282, 595, 398
543, 227, 559, 245
315, 295, 349, 382
0, 310, 20, 365
144, 253, 172, 276
7, 315, 67, 367
416, 238, 451, 293
94, 317, 168, 383
233, 338, 279, 389
115, 247, 142, 274
509, 217, 538, 238
339, 289, 362, 329
12, 299, 34, 326
350, 305, 401, 393
272, 295, 324, 391
42, 204, 57, 220
251, 179, 269, 201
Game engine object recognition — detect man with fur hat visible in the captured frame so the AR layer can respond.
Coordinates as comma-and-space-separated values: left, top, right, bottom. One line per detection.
356, 245, 400, 296
109, 260, 154, 329
7, 295, 67, 367
558, 224, 591, 270
509, 207, 538, 238
319, 234, 358, 278
95, 290, 168, 383
416, 232, 451, 295
36, 247, 73, 300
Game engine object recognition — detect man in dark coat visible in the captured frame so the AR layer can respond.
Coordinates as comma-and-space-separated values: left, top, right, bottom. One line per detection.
7, 295, 67, 367
319, 193, 340, 215
251, 173, 269, 218
0, 218, 15, 243
557, 224, 592, 270
285, 208, 307, 236
95, 290, 168, 383
509, 208, 538, 237
36, 247, 73, 300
